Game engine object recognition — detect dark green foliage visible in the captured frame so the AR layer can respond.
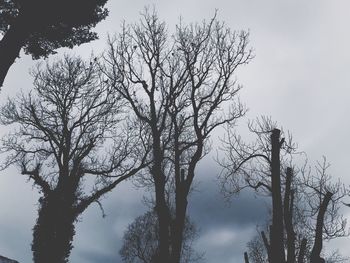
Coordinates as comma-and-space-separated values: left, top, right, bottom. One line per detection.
0, 0, 108, 58
0, 0, 18, 32
0, 0, 109, 88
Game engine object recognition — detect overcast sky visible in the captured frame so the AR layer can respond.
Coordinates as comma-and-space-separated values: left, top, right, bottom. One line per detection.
1, 1, 350, 262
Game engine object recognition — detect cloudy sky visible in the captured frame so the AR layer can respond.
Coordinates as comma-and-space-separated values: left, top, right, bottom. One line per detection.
1, 0, 350, 262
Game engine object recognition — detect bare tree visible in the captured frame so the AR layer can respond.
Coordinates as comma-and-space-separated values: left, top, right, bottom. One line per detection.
120, 210, 202, 263
219, 118, 349, 263
220, 118, 294, 263
0, 56, 149, 263
103, 8, 252, 262
246, 226, 348, 263
246, 233, 268, 263
300, 158, 349, 263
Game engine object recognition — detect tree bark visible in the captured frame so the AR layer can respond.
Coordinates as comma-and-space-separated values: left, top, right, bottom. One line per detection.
153, 173, 171, 263
170, 168, 187, 263
32, 191, 76, 263
270, 129, 286, 263
244, 252, 250, 263
152, 132, 171, 263
170, 141, 203, 263
171, 203, 187, 263
284, 168, 296, 263
310, 191, 333, 263
0, 12, 31, 88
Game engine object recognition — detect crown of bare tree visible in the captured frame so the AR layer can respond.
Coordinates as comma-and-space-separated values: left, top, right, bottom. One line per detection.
219, 117, 350, 263
102, 8, 252, 263
0, 55, 150, 263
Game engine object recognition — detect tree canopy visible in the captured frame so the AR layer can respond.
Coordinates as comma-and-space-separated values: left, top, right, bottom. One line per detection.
0, 55, 149, 262
0, 0, 109, 87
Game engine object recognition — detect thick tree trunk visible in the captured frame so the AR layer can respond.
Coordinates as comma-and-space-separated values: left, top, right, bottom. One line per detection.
0, 13, 31, 88
154, 176, 171, 263
32, 191, 76, 263
171, 146, 202, 263
284, 168, 296, 263
171, 169, 187, 263
270, 129, 285, 263
152, 132, 171, 263
310, 191, 333, 263
171, 207, 186, 263
244, 252, 250, 263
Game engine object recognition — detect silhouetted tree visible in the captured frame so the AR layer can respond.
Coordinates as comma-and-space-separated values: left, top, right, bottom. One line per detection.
246, 234, 267, 263
247, 227, 347, 263
220, 118, 349, 263
0, 56, 149, 263
103, 8, 252, 262
120, 210, 201, 263
0, 0, 109, 87
220, 118, 293, 263
301, 158, 349, 263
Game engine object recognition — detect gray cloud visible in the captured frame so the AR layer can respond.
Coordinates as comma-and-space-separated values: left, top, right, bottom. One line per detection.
1, 0, 350, 262
186, 161, 269, 262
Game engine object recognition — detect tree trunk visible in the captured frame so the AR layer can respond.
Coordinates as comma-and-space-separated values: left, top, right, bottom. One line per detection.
310, 191, 333, 263
171, 169, 187, 263
284, 168, 296, 263
261, 230, 271, 262
171, 207, 186, 263
154, 177, 171, 263
244, 252, 250, 263
0, 13, 31, 88
270, 129, 285, 263
32, 191, 76, 263
152, 132, 171, 263
148, 110, 176, 262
